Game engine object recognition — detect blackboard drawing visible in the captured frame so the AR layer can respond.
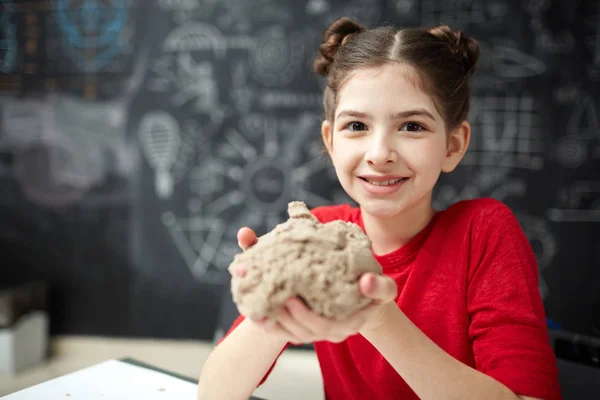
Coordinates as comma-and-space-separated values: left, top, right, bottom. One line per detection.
162, 22, 232, 58
526, 0, 574, 56
189, 159, 229, 197
214, 0, 291, 32
463, 94, 544, 170
555, 93, 599, 168
393, 0, 416, 15
230, 61, 254, 114
156, 22, 254, 119
433, 167, 526, 210
306, 0, 330, 15
0, 0, 17, 73
491, 45, 546, 79
338, 0, 382, 27
249, 26, 304, 87
420, 0, 509, 28
157, 0, 201, 12
548, 181, 600, 222
566, 92, 598, 141
138, 111, 181, 199
161, 211, 231, 284
55, 0, 130, 73
518, 214, 556, 299
259, 90, 323, 109
170, 53, 220, 115
0, 33, 147, 208
161, 113, 335, 283
585, 1, 600, 80
1, 98, 94, 207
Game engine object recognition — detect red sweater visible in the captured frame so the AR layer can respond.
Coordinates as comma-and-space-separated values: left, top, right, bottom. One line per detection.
221, 198, 562, 400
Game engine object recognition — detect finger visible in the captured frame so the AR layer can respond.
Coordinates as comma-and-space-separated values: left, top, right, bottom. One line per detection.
285, 297, 325, 333
235, 264, 247, 277
267, 320, 303, 344
359, 273, 397, 303
237, 227, 258, 250
277, 304, 314, 342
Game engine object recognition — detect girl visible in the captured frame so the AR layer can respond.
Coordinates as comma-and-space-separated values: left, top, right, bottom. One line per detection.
197, 17, 561, 400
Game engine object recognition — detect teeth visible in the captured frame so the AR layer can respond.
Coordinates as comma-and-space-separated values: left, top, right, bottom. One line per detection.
366, 178, 404, 186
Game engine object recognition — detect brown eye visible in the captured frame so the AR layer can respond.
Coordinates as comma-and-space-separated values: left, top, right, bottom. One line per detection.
400, 122, 425, 132
346, 121, 367, 131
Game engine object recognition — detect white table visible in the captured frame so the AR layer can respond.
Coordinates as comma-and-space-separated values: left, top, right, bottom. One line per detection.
2, 358, 266, 400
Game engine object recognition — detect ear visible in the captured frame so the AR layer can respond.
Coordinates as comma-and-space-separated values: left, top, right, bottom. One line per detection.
442, 120, 470, 173
321, 120, 333, 156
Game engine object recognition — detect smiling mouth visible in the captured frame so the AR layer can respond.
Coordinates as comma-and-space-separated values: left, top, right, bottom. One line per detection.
360, 177, 407, 186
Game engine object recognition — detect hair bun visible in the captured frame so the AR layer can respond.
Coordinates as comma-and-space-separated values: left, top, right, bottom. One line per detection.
428, 25, 480, 77
314, 17, 365, 77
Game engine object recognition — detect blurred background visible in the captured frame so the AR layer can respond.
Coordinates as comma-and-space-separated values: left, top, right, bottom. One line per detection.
0, 0, 599, 398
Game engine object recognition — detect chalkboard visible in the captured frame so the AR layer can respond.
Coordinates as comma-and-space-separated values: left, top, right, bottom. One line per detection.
0, 0, 598, 340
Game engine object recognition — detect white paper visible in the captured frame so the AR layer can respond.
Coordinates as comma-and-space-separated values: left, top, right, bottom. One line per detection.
3, 359, 198, 399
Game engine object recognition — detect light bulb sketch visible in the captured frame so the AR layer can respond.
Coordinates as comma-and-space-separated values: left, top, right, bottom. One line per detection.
138, 111, 182, 199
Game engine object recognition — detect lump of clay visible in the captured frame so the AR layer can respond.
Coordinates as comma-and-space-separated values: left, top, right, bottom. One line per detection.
229, 201, 382, 321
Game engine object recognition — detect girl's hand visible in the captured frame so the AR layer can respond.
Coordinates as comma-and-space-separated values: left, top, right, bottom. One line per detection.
233, 226, 399, 344
257, 273, 398, 345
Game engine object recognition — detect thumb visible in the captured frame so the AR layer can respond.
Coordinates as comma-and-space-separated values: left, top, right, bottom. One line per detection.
237, 227, 258, 250
360, 273, 397, 303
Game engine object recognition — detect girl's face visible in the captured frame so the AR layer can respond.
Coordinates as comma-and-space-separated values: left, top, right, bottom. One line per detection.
322, 63, 469, 219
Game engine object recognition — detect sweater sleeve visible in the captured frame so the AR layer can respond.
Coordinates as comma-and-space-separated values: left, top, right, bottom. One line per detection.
466, 200, 562, 400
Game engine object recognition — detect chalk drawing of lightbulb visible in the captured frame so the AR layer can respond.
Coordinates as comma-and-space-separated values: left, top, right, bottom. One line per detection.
138, 111, 181, 199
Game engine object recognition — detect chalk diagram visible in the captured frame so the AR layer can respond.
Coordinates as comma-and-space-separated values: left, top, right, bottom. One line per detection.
148, 22, 305, 117
305, 0, 382, 27
518, 214, 556, 299
161, 112, 349, 284
433, 167, 526, 210
229, 60, 323, 114
549, 87, 600, 223
585, 0, 600, 80
524, 0, 574, 55
137, 111, 204, 199
548, 181, 600, 223
554, 91, 599, 169
1, 97, 96, 207
0, 37, 148, 208
419, 0, 510, 28
0, 0, 17, 73
461, 93, 545, 170
158, 0, 291, 31
54, 0, 130, 73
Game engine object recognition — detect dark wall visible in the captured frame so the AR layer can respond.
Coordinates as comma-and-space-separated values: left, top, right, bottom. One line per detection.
0, 0, 598, 340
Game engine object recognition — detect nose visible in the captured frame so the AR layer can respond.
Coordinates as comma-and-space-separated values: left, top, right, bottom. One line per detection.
364, 135, 398, 166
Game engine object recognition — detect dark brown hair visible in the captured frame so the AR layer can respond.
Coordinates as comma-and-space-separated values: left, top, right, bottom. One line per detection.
314, 17, 480, 133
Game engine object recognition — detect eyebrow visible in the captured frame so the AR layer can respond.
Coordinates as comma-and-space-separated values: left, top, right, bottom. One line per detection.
336, 108, 436, 121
